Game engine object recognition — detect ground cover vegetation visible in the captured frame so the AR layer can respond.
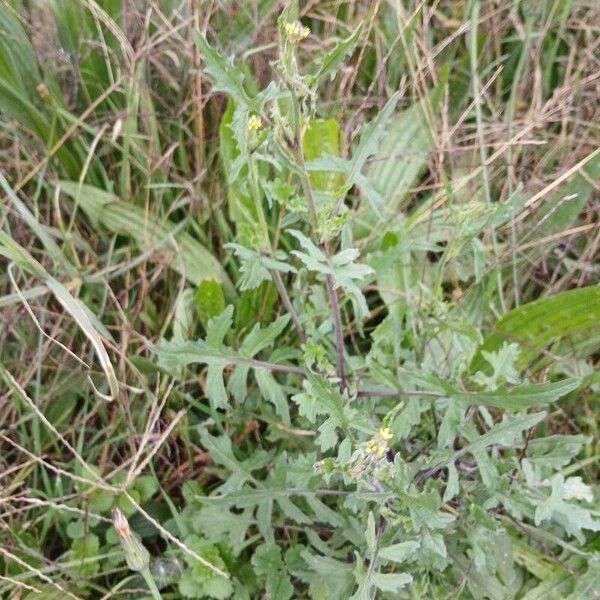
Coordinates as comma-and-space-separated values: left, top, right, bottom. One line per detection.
1, 1, 600, 598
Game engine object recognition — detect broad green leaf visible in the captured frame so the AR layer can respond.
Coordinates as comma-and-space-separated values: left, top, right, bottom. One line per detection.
405, 490, 455, 531
195, 280, 227, 328
173, 288, 195, 342
196, 505, 253, 553
536, 152, 600, 238
59, 181, 236, 298
371, 572, 413, 593
299, 550, 354, 600
453, 552, 508, 600
534, 475, 600, 542
218, 99, 255, 244
305, 93, 400, 216
226, 244, 295, 291
205, 305, 233, 349
355, 89, 441, 238
378, 541, 420, 564
471, 287, 600, 373
156, 307, 294, 408
303, 118, 343, 191
349, 93, 401, 185
471, 342, 521, 390
520, 571, 574, 600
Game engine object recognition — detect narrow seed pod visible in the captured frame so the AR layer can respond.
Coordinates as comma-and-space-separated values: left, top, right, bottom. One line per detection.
112, 507, 151, 572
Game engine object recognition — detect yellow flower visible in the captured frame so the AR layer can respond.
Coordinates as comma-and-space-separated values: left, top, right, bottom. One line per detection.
366, 438, 388, 457
366, 440, 379, 454
284, 21, 310, 42
248, 114, 263, 132
379, 427, 393, 441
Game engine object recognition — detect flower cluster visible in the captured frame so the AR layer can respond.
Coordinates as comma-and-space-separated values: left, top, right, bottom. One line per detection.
365, 427, 393, 457
284, 21, 310, 43
248, 114, 263, 132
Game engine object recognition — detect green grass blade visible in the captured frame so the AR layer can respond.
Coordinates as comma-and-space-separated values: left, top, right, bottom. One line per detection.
58, 181, 236, 298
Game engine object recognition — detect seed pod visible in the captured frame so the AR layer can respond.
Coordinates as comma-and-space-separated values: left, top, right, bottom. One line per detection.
112, 507, 150, 572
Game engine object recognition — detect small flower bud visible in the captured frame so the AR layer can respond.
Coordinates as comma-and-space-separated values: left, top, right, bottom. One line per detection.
284, 21, 310, 43
248, 114, 263, 132
379, 427, 393, 441
36, 83, 50, 100
112, 507, 150, 572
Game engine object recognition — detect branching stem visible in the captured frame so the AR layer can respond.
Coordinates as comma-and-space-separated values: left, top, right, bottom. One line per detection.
272, 269, 305, 341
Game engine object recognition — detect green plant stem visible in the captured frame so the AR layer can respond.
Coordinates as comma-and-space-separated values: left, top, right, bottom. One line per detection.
287, 89, 348, 392
248, 156, 271, 248
288, 90, 319, 229
357, 389, 441, 398
326, 273, 347, 391
249, 149, 305, 339
140, 566, 162, 600
272, 269, 305, 340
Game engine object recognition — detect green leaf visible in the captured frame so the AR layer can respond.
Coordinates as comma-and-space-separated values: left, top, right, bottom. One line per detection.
310, 23, 363, 82
520, 570, 575, 600
192, 31, 253, 108
564, 557, 600, 599
0, 234, 119, 399
356, 89, 441, 236
195, 280, 227, 328
366, 511, 376, 554
471, 287, 600, 374
305, 93, 401, 216
292, 373, 353, 451
155, 308, 293, 408
59, 181, 236, 298
255, 368, 290, 425
459, 412, 547, 457
370, 572, 413, 593
289, 229, 374, 319
226, 244, 296, 291
298, 550, 354, 600
206, 306, 233, 349
349, 93, 401, 187
252, 544, 293, 600
240, 315, 291, 357
196, 504, 253, 553
181, 536, 233, 599
534, 474, 600, 542
378, 541, 420, 564
303, 118, 343, 191
471, 342, 521, 390
452, 378, 580, 410
198, 430, 271, 493
405, 490, 456, 531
